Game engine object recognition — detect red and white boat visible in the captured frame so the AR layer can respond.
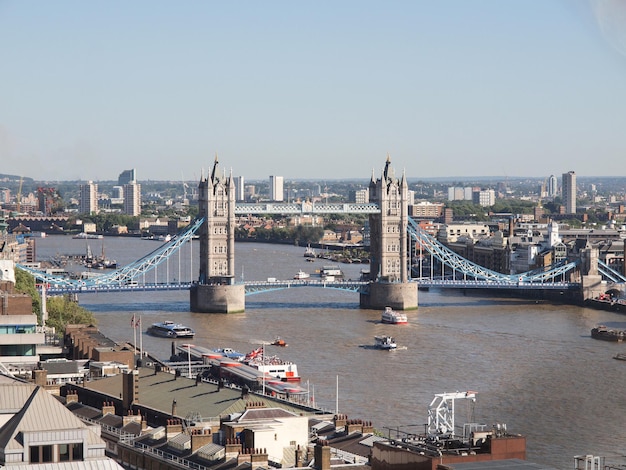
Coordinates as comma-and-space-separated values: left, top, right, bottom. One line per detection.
244, 348, 300, 382
381, 306, 408, 325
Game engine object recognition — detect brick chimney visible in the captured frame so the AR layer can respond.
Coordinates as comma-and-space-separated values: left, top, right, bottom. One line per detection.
346, 419, 363, 434
166, 418, 183, 439
122, 409, 142, 426
333, 414, 347, 430
32, 369, 47, 387
250, 448, 268, 468
363, 420, 374, 434
295, 445, 304, 467
191, 428, 213, 453
313, 440, 331, 470
102, 401, 116, 416
65, 392, 79, 404
225, 438, 243, 459
237, 448, 251, 466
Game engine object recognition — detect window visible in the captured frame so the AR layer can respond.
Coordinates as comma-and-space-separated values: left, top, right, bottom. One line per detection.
30, 445, 53, 463
30, 443, 83, 463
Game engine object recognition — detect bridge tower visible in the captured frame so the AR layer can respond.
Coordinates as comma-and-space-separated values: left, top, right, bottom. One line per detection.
360, 155, 418, 310
190, 156, 245, 313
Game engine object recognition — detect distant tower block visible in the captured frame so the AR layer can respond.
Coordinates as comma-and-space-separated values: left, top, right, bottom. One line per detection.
190, 155, 245, 313
360, 155, 417, 311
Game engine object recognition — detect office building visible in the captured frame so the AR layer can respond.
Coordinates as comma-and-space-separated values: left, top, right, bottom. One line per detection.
473, 189, 496, 207
118, 169, 136, 186
79, 181, 98, 215
547, 174, 558, 198
269, 176, 284, 202
349, 188, 369, 204
233, 176, 245, 202
123, 182, 142, 216
562, 171, 576, 214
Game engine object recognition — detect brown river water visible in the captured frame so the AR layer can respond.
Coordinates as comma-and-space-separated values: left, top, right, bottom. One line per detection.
34, 235, 626, 469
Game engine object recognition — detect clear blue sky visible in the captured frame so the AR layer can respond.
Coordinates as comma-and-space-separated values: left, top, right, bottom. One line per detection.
1, 1, 625, 182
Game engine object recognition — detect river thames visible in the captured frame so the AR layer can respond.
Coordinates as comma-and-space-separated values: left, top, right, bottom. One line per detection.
33, 234, 626, 469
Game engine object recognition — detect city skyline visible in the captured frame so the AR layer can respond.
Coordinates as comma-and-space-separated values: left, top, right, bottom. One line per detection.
1, 1, 625, 181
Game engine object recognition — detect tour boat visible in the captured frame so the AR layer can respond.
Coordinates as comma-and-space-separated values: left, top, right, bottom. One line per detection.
147, 321, 195, 339
374, 335, 397, 350
381, 306, 408, 325
244, 348, 300, 381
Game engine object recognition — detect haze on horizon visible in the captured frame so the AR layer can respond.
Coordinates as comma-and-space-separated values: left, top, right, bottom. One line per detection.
1, 1, 625, 182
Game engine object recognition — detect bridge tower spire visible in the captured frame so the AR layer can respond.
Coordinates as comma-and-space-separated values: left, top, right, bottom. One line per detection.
361, 155, 417, 310
191, 156, 245, 313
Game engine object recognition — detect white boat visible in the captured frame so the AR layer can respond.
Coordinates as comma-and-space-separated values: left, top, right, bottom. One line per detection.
294, 270, 310, 280
304, 245, 316, 258
147, 321, 195, 338
244, 348, 300, 381
321, 265, 343, 277
381, 306, 408, 324
73, 232, 103, 239
374, 335, 397, 350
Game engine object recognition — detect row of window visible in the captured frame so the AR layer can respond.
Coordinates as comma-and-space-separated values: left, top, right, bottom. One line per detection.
30, 443, 83, 463
0, 344, 36, 356
0, 325, 37, 335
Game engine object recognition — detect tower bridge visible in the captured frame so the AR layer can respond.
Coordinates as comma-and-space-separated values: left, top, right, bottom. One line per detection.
17, 156, 623, 311
191, 155, 416, 312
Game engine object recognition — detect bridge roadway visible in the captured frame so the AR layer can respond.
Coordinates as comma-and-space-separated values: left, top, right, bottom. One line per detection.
44, 278, 579, 295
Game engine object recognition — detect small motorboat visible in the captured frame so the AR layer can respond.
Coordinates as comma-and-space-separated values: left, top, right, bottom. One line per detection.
374, 335, 397, 350
271, 337, 288, 347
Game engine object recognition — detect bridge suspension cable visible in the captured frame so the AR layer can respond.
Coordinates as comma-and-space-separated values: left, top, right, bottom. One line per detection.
407, 218, 580, 285
17, 217, 205, 288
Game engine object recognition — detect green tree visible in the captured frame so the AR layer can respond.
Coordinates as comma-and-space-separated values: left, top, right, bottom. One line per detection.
14, 268, 41, 322
45, 295, 97, 333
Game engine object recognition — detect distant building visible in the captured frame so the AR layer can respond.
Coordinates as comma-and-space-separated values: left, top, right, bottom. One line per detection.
110, 186, 124, 205
447, 186, 477, 202
349, 188, 369, 204
36, 187, 56, 216
562, 171, 576, 214
244, 185, 256, 200
547, 174, 558, 197
233, 176, 245, 202
123, 182, 141, 216
410, 201, 444, 219
269, 176, 284, 202
79, 181, 98, 215
474, 189, 496, 207
118, 168, 136, 186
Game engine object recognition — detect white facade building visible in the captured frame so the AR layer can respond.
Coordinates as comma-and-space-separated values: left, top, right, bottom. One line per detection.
79, 181, 98, 215
269, 176, 284, 202
123, 182, 142, 216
